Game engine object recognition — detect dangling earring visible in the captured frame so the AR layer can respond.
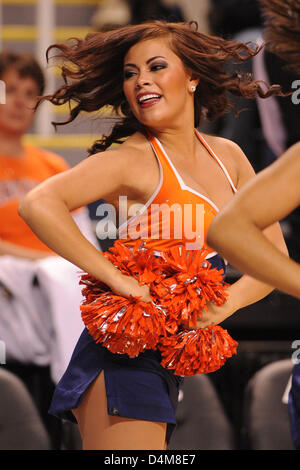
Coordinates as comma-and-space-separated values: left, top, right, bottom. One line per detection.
190, 85, 196, 92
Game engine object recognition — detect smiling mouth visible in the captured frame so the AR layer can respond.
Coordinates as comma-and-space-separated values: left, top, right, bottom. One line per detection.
137, 94, 162, 107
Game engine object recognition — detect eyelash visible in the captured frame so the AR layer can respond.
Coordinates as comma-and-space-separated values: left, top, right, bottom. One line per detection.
123, 63, 167, 80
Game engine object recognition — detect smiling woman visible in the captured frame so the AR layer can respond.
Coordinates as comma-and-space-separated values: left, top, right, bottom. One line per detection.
17, 20, 289, 450
122, 39, 199, 132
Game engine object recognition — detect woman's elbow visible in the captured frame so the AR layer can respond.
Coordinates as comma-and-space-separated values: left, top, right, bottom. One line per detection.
207, 211, 230, 246
273, 222, 290, 257
18, 188, 46, 221
18, 192, 32, 219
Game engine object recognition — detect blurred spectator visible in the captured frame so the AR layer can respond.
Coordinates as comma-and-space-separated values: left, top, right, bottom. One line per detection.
219, 39, 300, 261
0, 51, 70, 259
215, 3, 300, 261
0, 50, 97, 447
219, 35, 298, 170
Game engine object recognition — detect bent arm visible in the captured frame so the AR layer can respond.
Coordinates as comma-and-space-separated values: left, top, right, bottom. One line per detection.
207, 142, 300, 299
18, 148, 133, 287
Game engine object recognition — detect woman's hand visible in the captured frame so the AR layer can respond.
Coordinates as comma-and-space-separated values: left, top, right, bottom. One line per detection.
108, 272, 152, 302
194, 300, 234, 329
182, 291, 236, 330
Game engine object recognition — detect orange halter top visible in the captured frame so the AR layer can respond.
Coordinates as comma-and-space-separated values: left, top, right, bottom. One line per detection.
118, 129, 237, 258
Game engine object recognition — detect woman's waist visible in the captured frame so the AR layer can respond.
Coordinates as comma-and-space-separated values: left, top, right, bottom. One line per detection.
118, 238, 226, 269
119, 237, 218, 257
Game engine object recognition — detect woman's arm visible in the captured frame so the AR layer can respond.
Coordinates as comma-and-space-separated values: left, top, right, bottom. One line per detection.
18, 145, 151, 301
196, 140, 290, 328
207, 141, 300, 300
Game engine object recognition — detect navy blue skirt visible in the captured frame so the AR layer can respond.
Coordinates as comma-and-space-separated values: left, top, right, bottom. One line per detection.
49, 328, 183, 444
49, 253, 226, 445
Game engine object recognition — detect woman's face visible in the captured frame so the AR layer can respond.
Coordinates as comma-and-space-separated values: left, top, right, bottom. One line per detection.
123, 37, 197, 129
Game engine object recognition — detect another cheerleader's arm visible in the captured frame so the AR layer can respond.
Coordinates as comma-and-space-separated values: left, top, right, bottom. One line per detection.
196, 141, 289, 328
207, 141, 300, 302
18, 146, 151, 301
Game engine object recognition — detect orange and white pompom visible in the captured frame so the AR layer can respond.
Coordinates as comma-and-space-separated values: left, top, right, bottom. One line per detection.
79, 239, 238, 374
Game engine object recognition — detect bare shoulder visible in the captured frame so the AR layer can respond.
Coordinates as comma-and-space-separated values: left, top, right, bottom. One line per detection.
201, 132, 252, 169
201, 132, 256, 188
113, 131, 156, 178
26, 131, 156, 212
119, 131, 152, 160
91, 132, 147, 164
90, 131, 153, 179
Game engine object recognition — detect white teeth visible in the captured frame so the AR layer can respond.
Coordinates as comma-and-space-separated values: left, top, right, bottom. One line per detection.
138, 94, 161, 103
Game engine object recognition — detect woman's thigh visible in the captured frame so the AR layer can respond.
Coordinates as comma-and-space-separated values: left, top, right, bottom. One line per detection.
72, 370, 167, 450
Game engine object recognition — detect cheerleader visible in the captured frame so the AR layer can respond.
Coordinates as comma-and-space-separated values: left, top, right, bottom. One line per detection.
207, 0, 300, 450
19, 20, 287, 450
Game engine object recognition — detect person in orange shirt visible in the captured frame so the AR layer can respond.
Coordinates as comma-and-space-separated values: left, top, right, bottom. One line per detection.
0, 51, 98, 448
0, 50, 71, 259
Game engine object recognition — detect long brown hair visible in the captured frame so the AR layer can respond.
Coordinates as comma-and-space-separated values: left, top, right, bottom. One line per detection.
260, 0, 300, 73
39, 20, 285, 154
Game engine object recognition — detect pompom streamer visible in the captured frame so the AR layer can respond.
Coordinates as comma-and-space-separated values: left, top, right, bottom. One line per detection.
80, 291, 167, 356
158, 326, 238, 376
79, 239, 238, 375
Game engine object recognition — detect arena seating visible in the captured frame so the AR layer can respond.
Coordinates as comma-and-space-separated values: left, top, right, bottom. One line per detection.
0, 368, 51, 450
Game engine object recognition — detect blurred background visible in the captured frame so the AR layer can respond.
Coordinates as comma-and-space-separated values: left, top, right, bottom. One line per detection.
0, 0, 299, 451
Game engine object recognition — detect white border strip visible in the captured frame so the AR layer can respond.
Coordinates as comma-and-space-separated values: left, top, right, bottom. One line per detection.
195, 129, 237, 193
153, 137, 220, 212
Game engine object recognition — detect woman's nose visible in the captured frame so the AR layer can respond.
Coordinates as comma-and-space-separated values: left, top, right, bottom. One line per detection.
135, 72, 152, 88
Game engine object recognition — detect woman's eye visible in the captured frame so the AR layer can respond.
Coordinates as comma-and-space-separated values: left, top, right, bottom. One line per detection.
123, 63, 167, 80
123, 70, 136, 80
151, 64, 167, 71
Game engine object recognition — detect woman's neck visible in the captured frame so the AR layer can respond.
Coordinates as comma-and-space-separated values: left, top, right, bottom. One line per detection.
148, 125, 198, 163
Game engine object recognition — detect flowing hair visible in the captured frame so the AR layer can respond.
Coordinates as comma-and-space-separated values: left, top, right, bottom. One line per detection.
260, 0, 300, 73
38, 20, 285, 155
